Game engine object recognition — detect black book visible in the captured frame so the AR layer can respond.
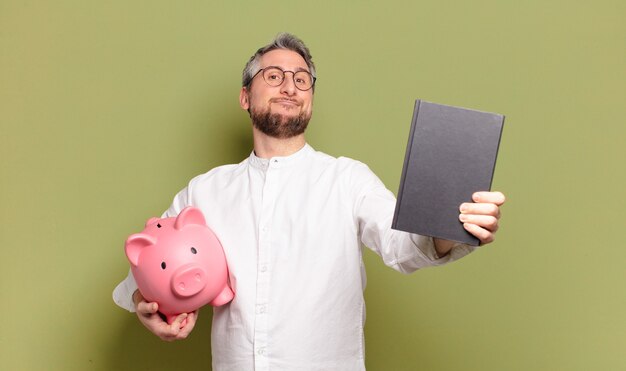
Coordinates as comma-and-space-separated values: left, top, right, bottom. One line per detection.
392, 99, 505, 246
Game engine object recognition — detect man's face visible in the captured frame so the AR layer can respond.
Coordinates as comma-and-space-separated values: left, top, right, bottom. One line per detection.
240, 49, 314, 138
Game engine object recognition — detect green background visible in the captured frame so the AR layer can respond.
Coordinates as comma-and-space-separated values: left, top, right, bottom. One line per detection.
1, 0, 624, 370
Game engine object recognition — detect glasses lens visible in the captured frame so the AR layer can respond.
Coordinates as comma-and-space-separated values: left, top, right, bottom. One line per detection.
294, 71, 313, 90
263, 68, 284, 86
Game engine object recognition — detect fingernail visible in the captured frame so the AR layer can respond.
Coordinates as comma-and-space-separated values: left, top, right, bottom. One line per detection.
460, 204, 468, 212
459, 214, 467, 222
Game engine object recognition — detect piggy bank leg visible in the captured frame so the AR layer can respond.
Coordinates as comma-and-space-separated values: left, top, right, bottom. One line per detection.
165, 313, 188, 328
210, 286, 235, 306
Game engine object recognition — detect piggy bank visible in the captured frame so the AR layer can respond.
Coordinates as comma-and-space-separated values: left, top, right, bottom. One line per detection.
125, 206, 234, 324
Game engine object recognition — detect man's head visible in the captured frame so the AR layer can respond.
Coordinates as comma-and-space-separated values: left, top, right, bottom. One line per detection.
239, 33, 316, 139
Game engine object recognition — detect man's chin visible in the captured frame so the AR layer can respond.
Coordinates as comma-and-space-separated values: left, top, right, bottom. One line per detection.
251, 109, 311, 139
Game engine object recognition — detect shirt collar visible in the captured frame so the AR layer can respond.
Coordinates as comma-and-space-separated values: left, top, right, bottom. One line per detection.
248, 143, 314, 170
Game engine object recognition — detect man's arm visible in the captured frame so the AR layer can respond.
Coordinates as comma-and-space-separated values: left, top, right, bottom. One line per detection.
351, 160, 474, 272
433, 191, 506, 257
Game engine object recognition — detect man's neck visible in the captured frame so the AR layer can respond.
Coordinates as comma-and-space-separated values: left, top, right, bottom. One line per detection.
252, 127, 306, 158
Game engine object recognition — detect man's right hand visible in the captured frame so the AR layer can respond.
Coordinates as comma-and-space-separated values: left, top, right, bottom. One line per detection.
133, 290, 198, 342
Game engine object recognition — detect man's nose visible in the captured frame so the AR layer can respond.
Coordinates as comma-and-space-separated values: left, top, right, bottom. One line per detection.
279, 72, 297, 95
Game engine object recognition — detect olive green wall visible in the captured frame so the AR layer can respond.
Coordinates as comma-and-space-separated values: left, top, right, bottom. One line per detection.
1, 1, 624, 370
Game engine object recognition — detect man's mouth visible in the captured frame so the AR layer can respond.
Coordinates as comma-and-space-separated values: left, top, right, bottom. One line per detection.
271, 98, 300, 106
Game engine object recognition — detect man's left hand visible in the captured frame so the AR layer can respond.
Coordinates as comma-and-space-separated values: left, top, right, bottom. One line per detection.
459, 191, 506, 245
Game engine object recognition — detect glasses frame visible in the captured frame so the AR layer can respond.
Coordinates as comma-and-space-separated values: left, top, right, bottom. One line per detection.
251, 66, 316, 91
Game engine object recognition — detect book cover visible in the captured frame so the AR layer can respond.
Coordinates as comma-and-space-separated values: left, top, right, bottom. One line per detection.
392, 100, 505, 246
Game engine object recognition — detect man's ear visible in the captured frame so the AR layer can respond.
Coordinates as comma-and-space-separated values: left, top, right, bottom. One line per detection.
239, 87, 250, 111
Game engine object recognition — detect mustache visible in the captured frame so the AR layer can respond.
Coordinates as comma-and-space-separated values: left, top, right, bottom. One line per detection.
270, 97, 302, 105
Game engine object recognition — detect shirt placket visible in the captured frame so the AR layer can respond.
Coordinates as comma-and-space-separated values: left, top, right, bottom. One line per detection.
254, 160, 276, 370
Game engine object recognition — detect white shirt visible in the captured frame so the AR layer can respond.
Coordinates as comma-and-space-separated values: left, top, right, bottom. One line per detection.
113, 143, 475, 371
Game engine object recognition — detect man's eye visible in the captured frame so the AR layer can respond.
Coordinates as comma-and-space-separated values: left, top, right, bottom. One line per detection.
295, 73, 311, 84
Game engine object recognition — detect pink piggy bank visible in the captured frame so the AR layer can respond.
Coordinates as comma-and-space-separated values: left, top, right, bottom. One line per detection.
125, 206, 234, 324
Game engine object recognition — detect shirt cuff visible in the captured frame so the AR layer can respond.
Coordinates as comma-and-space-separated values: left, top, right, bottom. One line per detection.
410, 234, 477, 266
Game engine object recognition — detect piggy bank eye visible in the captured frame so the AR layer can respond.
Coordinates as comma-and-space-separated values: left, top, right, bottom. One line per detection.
161, 262, 166, 270
191, 247, 197, 254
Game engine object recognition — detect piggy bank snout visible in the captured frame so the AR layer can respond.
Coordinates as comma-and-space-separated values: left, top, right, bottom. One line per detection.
171, 265, 207, 298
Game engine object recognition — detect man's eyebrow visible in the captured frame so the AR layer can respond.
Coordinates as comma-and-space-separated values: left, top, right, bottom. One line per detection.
266, 65, 311, 73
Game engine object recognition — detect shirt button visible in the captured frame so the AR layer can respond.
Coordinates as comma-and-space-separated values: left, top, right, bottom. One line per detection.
260, 265, 267, 272
262, 226, 268, 232
258, 305, 266, 313
258, 348, 265, 356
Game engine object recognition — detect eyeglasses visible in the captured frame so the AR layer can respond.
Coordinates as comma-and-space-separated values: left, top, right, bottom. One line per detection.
252, 66, 316, 91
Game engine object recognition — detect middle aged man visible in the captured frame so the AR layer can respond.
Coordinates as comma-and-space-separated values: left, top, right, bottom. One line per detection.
114, 32, 506, 371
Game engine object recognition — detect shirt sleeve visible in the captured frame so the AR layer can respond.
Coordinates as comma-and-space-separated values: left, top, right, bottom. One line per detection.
112, 269, 139, 312
111, 186, 191, 312
349, 160, 477, 274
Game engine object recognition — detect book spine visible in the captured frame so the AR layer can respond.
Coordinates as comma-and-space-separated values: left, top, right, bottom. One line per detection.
392, 99, 421, 229
487, 115, 505, 191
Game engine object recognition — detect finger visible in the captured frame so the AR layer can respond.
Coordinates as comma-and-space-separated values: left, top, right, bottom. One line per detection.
156, 319, 184, 342
463, 223, 494, 245
137, 301, 158, 315
184, 310, 198, 328
459, 214, 499, 232
460, 202, 500, 217
157, 314, 187, 341
472, 191, 506, 206
170, 313, 188, 331
137, 313, 173, 341
177, 311, 198, 339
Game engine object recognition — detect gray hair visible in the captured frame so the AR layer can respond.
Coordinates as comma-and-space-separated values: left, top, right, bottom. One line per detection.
242, 32, 316, 90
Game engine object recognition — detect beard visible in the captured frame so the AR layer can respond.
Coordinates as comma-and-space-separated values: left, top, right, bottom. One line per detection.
250, 106, 311, 139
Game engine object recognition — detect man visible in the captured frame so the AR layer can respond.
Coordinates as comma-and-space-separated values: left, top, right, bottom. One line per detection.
113, 33, 505, 370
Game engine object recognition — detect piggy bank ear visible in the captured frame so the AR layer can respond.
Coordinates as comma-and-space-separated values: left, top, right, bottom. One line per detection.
145, 217, 160, 227
125, 233, 157, 267
174, 207, 206, 230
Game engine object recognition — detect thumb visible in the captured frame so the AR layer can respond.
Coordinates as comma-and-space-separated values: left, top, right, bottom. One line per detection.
137, 301, 159, 314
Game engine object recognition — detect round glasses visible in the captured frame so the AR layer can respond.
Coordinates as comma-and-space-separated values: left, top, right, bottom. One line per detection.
253, 66, 316, 91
